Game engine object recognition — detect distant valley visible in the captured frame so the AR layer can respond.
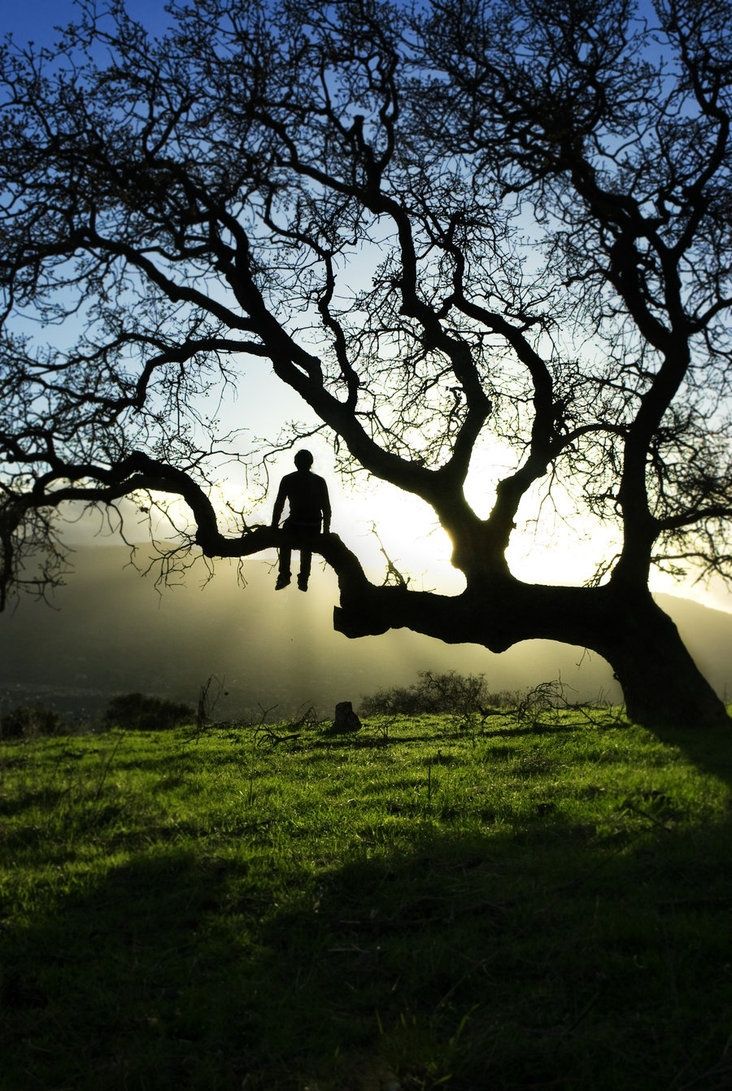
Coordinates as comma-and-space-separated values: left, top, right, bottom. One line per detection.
1, 546, 730, 721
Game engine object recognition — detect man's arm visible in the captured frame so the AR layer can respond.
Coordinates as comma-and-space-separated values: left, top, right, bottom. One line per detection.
271, 478, 287, 527
321, 478, 331, 533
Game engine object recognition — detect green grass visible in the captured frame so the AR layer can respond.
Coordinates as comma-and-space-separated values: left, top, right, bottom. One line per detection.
1, 711, 731, 1089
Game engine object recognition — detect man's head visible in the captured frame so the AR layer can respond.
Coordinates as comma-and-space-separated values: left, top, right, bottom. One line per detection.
294, 449, 314, 470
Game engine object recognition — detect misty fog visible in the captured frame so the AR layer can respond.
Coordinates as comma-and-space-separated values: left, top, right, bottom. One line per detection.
2, 546, 730, 722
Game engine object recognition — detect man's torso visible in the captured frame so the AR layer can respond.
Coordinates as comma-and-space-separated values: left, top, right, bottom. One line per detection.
282, 471, 327, 524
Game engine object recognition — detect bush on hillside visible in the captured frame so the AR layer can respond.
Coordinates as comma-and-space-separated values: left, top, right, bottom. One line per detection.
104, 692, 193, 731
360, 670, 501, 717
0, 704, 63, 739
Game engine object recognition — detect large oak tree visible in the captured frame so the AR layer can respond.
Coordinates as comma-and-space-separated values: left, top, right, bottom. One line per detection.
1, 0, 730, 729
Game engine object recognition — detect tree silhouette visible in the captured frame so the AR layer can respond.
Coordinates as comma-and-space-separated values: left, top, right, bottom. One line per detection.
1, 0, 730, 729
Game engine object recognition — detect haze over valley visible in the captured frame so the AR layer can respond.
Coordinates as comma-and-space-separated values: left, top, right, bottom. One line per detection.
1, 546, 730, 722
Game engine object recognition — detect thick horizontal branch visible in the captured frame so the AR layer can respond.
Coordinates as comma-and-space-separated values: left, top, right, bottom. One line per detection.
0, 451, 614, 658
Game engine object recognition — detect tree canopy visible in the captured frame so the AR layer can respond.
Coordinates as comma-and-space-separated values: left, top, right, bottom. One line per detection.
1, 0, 730, 728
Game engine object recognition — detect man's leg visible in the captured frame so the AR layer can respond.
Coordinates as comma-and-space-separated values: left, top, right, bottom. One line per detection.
276, 544, 292, 589
297, 548, 312, 591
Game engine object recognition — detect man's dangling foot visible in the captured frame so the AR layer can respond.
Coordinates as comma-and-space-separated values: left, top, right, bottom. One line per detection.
275, 574, 291, 590
297, 574, 308, 592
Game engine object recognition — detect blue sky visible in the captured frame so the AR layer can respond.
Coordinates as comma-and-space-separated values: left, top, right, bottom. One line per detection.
2, 1, 172, 44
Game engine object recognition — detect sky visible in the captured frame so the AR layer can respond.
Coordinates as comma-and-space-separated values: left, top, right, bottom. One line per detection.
3, 0, 731, 615
1, 0, 173, 41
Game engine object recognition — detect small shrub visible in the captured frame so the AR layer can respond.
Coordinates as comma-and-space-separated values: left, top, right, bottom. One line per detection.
361, 670, 501, 716
513, 679, 584, 727
0, 704, 63, 739
104, 692, 193, 731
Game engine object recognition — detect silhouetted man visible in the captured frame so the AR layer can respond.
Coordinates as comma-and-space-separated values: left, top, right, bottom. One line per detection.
271, 450, 331, 591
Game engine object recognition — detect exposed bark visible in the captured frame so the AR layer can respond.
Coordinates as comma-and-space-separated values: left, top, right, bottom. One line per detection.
601, 594, 729, 730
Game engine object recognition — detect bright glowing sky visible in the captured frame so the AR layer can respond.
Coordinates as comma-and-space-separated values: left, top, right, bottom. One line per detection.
4, 0, 731, 613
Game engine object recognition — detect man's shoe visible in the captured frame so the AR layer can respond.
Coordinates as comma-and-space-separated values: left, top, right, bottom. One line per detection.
297, 575, 308, 592
275, 574, 291, 590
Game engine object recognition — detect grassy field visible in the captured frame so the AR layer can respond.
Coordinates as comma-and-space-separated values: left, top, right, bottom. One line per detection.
1, 709, 731, 1090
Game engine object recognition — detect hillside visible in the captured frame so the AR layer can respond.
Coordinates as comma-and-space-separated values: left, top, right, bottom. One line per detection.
1, 546, 729, 719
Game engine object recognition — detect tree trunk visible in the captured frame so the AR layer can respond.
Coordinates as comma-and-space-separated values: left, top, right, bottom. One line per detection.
331, 561, 730, 732
597, 593, 730, 731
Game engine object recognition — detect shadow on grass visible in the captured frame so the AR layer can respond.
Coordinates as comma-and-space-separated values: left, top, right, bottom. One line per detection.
314, 720, 586, 751
2, 809, 732, 1091
645, 719, 732, 792
0, 786, 69, 818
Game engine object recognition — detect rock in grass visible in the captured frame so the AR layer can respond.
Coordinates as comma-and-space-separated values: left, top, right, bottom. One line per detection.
329, 701, 362, 734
